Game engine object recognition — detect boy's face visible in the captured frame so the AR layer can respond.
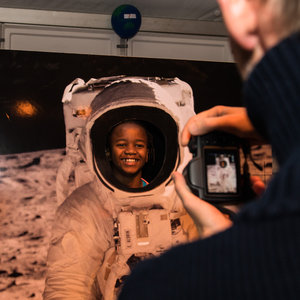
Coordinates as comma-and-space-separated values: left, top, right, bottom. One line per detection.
110, 122, 149, 178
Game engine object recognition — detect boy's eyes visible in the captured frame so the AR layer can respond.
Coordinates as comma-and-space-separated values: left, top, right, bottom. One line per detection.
136, 143, 145, 148
116, 143, 126, 147
115, 143, 145, 148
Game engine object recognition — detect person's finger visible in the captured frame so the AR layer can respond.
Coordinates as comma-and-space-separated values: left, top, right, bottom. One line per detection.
250, 176, 266, 196
181, 107, 220, 146
181, 115, 230, 146
181, 106, 249, 146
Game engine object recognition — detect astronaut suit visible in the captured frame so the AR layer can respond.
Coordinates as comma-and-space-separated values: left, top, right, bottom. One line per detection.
43, 76, 198, 300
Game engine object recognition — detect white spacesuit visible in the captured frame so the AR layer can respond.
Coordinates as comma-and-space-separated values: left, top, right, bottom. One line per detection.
43, 76, 198, 300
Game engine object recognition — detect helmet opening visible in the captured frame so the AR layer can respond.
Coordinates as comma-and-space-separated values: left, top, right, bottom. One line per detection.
90, 105, 179, 193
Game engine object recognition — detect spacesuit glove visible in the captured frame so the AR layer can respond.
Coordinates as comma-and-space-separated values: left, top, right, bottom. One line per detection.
181, 105, 264, 146
173, 171, 232, 239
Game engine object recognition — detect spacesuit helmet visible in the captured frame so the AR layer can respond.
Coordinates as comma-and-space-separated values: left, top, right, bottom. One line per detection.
57, 76, 194, 199
88, 79, 180, 193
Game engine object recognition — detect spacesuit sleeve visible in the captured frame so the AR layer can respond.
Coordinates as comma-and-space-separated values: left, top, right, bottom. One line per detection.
43, 184, 113, 300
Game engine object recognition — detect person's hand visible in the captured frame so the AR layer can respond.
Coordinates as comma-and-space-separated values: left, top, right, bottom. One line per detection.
173, 172, 266, 238
173, 171, 232, 238
175, 106, 267, 238
181, 106, 264, 146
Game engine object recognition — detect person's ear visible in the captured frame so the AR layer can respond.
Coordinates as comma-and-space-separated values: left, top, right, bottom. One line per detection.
146, 148, 149, 163
218, 0, 259, 50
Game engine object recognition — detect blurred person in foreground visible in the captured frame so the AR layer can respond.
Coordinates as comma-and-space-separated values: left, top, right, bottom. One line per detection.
118, 0, 300, 299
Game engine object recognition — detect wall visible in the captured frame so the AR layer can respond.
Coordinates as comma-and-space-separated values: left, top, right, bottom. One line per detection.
0, 7, 233, 62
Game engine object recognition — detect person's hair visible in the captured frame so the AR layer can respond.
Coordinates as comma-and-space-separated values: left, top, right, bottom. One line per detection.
268, 0, 300, 38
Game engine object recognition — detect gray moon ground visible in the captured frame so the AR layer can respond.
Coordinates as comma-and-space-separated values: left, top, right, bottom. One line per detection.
0, 149, 64, 300
0, 146, 272, 300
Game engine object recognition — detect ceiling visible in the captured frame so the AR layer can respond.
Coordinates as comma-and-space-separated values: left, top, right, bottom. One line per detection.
0, 0, 222, 22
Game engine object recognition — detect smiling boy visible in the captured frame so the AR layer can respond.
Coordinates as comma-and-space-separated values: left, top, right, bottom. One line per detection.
109, 121, 149, 188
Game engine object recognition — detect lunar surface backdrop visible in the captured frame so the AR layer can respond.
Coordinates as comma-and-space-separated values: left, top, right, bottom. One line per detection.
0, 49, 272, 300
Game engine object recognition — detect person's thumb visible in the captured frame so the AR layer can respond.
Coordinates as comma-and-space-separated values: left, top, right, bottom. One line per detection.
173, 171, 232, 237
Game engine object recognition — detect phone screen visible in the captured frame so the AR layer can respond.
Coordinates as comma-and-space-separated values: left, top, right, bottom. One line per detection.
204, 148, 239, 194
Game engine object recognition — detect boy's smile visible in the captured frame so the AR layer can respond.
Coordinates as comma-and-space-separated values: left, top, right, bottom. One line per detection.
122, 158, 140, 165
110, 122, 149, 187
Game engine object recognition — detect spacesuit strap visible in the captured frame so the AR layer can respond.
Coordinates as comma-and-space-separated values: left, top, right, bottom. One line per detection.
169, 212, 185, 220
97, 247, 131, 300
56, 137, 87, 205
55, 154, 78, 206
103, 248, 117, 281
66, 127, 82, 152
